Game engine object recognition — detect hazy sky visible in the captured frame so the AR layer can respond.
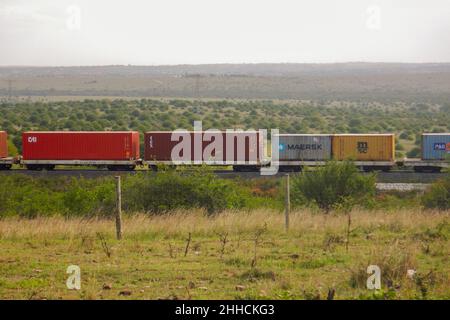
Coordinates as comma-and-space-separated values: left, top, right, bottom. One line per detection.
1, 0, 449, 66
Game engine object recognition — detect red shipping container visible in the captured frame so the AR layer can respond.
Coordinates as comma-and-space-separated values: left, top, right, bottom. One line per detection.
0, 131, 8, 158
22, 131, 140, 161
144, 131, 261, 163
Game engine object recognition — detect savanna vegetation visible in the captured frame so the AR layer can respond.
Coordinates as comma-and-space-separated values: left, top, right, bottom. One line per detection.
0, 91, 449, 301
1, 99, 450, 158
0, 169, 269, 218
0, 160, 449, 300
0, 209, 448, 299
0, 163, 448, 218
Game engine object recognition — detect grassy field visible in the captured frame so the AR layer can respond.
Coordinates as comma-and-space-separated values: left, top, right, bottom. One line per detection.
0, 209, 448, 300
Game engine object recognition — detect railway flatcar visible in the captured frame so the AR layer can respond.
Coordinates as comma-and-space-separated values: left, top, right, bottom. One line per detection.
144, 131, 263, 171
403, 133, 450, 172
21, 131, 140, 171
0, 131, 14, 170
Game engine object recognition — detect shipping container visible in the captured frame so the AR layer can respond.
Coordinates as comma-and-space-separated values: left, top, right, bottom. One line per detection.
22, 131, 140, 161
275, 134, 332, 161
421, 133, 450, 160
332, 134, 395, 161
144, 131, 261, 164
0, 131, 7, 158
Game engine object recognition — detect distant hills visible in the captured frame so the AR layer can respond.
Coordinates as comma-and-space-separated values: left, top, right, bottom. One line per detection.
1, 63, 449, 103
2, 62, 450, 76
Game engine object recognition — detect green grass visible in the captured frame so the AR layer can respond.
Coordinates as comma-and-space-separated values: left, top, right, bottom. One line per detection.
0, 209, 448, 300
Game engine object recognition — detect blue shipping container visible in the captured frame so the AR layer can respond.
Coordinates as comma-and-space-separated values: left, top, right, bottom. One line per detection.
421, 133, 450, 160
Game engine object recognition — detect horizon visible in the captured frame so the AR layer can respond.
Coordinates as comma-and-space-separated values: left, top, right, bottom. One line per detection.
2, 61, 450, 68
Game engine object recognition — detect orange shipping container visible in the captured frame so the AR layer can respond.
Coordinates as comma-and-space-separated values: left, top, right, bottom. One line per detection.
332, 134, 395, 161
0, 131, 8, 158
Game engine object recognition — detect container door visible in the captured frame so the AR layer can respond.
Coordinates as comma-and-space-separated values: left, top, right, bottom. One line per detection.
125, 135, 130, 159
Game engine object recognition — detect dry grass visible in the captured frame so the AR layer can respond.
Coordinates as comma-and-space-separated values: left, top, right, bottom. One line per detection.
1, 208, 447, 239
0, 209, 448, 300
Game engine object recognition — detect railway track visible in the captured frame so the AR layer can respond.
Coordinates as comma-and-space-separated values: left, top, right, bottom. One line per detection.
0, 169, 446, 183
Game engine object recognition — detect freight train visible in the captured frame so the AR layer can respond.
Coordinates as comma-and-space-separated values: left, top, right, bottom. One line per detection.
0, 130, 448, 172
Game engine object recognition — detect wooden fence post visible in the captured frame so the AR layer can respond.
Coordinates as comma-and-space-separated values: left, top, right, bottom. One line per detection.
115, 176, 122, 240
285, 173, 290, 232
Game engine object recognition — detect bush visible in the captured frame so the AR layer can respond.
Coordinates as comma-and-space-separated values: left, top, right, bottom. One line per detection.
62, 179, 115, 217
0, 175, 115, 218
291, 161, 376, 213
123, 168, 254, 215
421, 174, 450, 210
0, 169, 274, 218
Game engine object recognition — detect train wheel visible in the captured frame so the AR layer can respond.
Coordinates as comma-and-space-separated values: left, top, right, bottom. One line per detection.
0, 164, 12, 170
149, 165, 158, 172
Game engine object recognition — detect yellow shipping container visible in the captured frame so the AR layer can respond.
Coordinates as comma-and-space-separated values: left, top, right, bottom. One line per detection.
332, 134, 395, 161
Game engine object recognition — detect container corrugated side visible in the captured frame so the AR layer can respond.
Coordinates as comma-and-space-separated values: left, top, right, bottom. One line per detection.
421, 133, 450, 160
332, 134, 395, 161
276, 134, 332, 161
144, 131, 261, 163
0, 131, 8, 158
22, 131, 140, 161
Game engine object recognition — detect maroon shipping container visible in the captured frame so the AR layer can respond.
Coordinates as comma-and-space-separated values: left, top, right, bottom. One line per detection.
0, 131, 8, 158
144, 131, 261, 164
22, 131, 140, 161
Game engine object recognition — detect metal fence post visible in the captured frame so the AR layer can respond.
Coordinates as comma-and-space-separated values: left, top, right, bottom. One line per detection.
115, 176, 122, 240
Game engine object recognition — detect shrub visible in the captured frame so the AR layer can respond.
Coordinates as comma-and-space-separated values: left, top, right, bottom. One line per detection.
0, 169, 275, 218
0, 175, 115, 218
62, 178, 115, 216
0, 176, 64, 218
421, 174, 450, 210
291, 161, 376, 213
123, 167, 255, 215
